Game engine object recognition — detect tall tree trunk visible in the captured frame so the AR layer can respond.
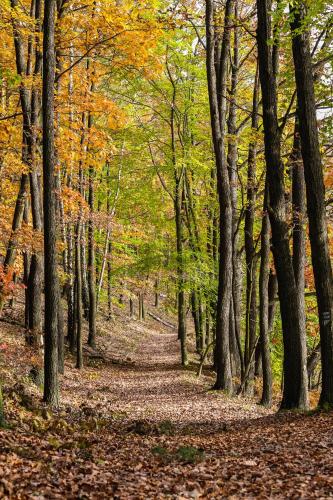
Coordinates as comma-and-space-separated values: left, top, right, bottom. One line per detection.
291, 115, 308, 401
42, 0, 59, 406
227, 4, 242, 378
87, 113, 97, 348
75, 219, 83, 369
290, 2, 333, 407
0, 0, 32, 313
65, 43, 75, 345
205, 0, 234, 392
244, 64, 260, 393
23, 201, 30, 330
27, 0, 43, 345
169, 75, 188, 366
81, 222, 90, 320
174, 182, 187, 365
184, 170, 204, 353
107, 239, 113, 320
257, 0, 308, 409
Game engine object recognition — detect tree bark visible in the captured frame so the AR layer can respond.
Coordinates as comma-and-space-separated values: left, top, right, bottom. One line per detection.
75, 219, 83, 369
168, 74, 188, 366
87, 105, 97, 348
205, 0, 234, 392
27, 0, 43, 346
291, 115, 308, 404
290, 2, 333, 407
259, 183, 272, 406
42, 0, 59, 406
257, 0, 308, 409
244, 64, 260, 394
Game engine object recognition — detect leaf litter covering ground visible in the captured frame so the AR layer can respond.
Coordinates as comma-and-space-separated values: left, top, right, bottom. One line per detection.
0, 308, 333, 498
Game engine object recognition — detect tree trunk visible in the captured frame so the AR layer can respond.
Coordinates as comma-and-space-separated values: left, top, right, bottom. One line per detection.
290, 2, 333, 407
307, 342, 321, 388
58, 290, 64, 374
23, 201, 30, 330
75, 219, 83, 369
81, 222, 90, 320
26, 0, 43, 345
0, 0, 33, 313
244, 64, 260, 394
169, 75, 188, 366
257, 0, 308, 409
107, 239, 112, 320
205, 0, 234, 392
130, 298, 134, 318
138, 293, 143, 320
259, 183, 272, 407
42, 0, 59, 406
154, 279, 159, 307
87, 109, 97, 348
268, 271, 278, 333
291, 115, 308, 402
174, 185, 187, 365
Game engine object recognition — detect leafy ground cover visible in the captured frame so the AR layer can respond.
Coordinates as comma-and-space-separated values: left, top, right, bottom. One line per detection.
0, 305, 332, 499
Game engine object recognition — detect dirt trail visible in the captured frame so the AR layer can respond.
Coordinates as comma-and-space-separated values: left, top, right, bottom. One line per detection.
60, 314, 271, 428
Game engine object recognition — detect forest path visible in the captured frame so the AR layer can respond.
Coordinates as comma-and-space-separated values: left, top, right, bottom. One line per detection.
60, 312, 271, 428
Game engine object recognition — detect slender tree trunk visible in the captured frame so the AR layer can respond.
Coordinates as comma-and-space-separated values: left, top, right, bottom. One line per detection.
0, 0, 32, 313
259, 183, 272, 406
138, 293, 143, 320
42, 0, 59, 406
205, 0, 234, 392
227, 0, 241, 379
154, 279, 159, 307
81, 222, 90, 320
66, 223, 75, 344
290, 3, 333, 407
141, 293, 145, 321
291, 115, 308, 402
268, 271, 278, 333
168, 77, 188, 366
23, 201, 30, 330
174, 183, 187, 365
244, 65, 260, 393
87, 108, 97, 348
26, 0, 43, 345
58, 290, 64, 374
75, 219, 83, 369
130, 298, 134, 318
65, 43, 75, 345
107, 239, 112, 320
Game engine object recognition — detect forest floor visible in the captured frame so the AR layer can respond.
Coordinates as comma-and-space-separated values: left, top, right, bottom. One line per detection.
0, 301, 333, 499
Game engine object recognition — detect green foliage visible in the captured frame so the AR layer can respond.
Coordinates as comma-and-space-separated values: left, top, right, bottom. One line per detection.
151, 444, 205, 464
176, 445, 205, 463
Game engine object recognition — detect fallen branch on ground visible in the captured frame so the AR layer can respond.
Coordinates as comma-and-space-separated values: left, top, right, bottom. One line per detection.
147, 311, 176, 330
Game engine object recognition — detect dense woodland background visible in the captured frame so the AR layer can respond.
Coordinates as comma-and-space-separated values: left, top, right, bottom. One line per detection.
0, 0, 333, 498
0, 0, 333, 494
1, 0, 333, 408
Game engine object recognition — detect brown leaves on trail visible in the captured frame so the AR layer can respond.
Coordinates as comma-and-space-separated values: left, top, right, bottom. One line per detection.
1, 311, 333, 498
